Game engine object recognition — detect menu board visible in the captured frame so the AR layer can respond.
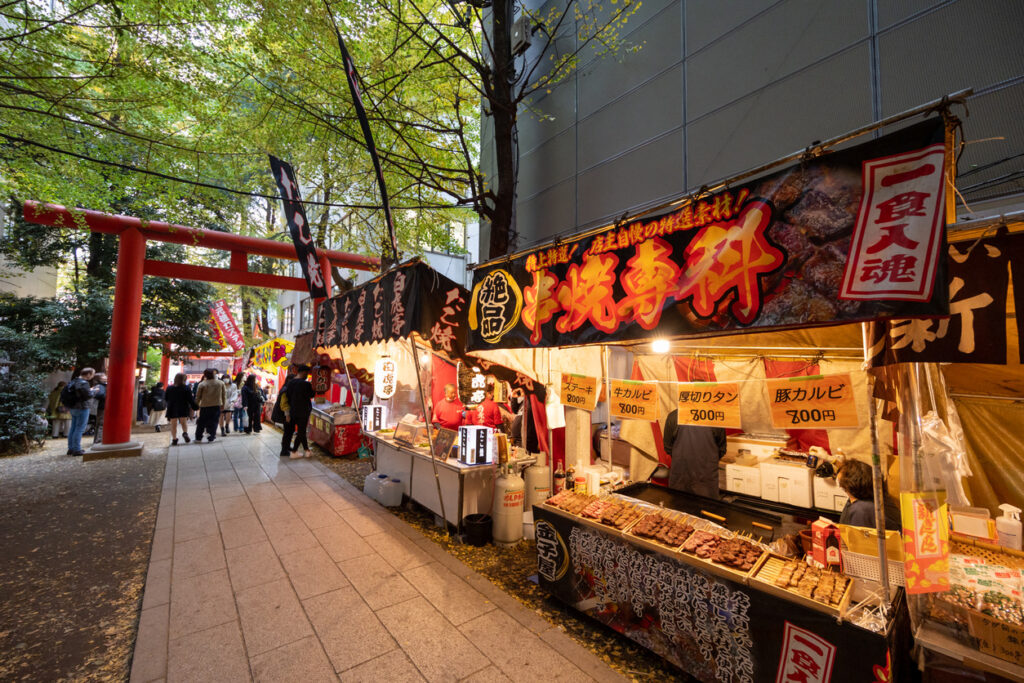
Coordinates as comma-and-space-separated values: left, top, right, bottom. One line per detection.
560, 373, 600, 411
432, 427, 457, 459
677, 382, 742, 429
608, 379, 659, 421
766, 374, 860, 429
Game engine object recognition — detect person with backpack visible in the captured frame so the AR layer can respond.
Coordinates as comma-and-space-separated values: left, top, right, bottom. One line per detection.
165, 373, 197, 446
47, 381, 71, 439
90, 373, 108, 444
63, 368, 94, 456
194, 368, 226, 442
147, 381, 168, 432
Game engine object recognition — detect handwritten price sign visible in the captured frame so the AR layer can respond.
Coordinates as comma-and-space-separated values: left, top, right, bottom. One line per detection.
677, 382, 742, 429
609, 380, 659, 421
766, 374, 860, 429
560, 373, 599, 411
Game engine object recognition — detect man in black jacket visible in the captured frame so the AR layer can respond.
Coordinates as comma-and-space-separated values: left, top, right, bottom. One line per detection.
663, 408, 727, 499
65, 368, 95, 456
281, 365, 314, 459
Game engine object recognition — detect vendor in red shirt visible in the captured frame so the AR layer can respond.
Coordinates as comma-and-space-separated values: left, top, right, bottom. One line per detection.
475, 383, 504, 430
431, 383, 464, 430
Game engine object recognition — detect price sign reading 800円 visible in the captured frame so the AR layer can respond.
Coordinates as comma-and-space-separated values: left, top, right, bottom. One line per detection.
677, 382, 742, 429
609, 380, 659, 421
766, 373, 860, 429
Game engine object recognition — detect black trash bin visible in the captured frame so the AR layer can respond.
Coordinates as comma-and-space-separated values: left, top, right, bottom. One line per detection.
463, 513, 492, 546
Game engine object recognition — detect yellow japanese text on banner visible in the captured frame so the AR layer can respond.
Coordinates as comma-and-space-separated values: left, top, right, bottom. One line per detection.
677, 382, 742, 429
609, 379, 659, 421
560, 373, 599, 411
766, 374, 860, 429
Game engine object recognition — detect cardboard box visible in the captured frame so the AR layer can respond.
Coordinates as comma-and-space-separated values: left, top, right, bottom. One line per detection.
812, 518, 843, 569
760, 460, 814, 508
813, 476, 848, 512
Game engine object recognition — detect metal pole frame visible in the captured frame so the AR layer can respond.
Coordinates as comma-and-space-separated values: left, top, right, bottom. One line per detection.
862, 323, 892, 611
409, 336, 450, 537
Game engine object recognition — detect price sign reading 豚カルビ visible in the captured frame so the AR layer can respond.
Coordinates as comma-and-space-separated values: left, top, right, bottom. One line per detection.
766, 374, 860, 429
609, 380, 659, 421
677, 382, 742, 429
560, 373, 599, 411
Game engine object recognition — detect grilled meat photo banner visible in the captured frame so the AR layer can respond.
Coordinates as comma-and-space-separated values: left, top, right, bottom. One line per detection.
468, 119, 950, 351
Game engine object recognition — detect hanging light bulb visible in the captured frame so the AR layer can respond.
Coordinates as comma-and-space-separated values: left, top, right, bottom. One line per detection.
652, 339, 670, 354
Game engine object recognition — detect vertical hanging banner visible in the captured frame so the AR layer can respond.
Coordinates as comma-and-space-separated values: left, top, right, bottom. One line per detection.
900, 491, 950, 594
210, 299, 244, 351
331, 28, 399, 262
209, 314, 227, 349
268, 155, 328, 298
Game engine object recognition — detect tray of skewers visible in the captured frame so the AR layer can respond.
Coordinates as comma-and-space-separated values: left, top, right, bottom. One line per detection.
750, 556, 853, 616
543, 489, 596, 515
578, 496, 645, 530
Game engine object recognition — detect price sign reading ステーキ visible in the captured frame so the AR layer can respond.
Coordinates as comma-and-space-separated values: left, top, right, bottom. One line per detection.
766, 374, 860, 429
560, 373, 599, 411
677, 382, 742, 429
609, 380, 659, 421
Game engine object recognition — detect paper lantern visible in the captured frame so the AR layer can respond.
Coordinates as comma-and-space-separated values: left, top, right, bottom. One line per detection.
375, 357, 397, 400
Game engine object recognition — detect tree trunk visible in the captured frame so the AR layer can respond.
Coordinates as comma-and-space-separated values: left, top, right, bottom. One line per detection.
488, 0, 517, 260
241, 292, 253, 337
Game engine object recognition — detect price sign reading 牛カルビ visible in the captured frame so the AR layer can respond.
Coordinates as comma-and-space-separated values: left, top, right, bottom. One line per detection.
677, 382, 742, 429
766, 374, 860, 429
560, 373, 599, 411
609, 380, 659, 421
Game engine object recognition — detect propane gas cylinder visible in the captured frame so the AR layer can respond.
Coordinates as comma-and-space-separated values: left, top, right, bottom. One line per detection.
492, 466, 525, 545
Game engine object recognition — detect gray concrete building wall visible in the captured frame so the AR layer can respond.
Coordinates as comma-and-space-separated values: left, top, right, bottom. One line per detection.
480, 0, 1024, 260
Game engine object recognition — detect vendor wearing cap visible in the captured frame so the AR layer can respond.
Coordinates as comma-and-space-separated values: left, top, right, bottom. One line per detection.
432, 383, 464, 431
836, 459, 902, 531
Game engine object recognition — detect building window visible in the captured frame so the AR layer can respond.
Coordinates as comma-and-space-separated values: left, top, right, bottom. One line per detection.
299, 298, 313, 330
282, 305, 295, 334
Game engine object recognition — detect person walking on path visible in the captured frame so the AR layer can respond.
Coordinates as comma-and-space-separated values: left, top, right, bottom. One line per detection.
147, 382, 168, 432
220, 374, 237, 436
194, 369, 225, 443
241, 375, 264, 434
64, 368, 94, 455
231, 375, 246, 433
90, 373, 107, 445
165, 373, 197, 445
46, 382, 71, 439
280, 365, 314, 459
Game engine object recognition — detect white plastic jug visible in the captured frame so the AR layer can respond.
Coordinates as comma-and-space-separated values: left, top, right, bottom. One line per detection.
380, 478, 403, 507
363, 471, 380, 500
371, 473, 390, 502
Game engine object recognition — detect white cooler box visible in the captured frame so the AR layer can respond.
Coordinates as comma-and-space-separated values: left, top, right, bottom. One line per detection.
719, 453, 762, 496
813, 475, 847, 512
760, 460, 814, 508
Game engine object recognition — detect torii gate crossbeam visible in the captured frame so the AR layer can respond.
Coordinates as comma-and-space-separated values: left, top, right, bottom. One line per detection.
23, 201, 378, 460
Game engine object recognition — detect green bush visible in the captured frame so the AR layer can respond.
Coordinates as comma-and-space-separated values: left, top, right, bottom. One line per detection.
0, 326, 50, 455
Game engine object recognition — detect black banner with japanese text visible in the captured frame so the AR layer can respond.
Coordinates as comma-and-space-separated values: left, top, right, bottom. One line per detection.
468, 120, 948, 351
269, 155, 328, 298
868, 233, 1015, 366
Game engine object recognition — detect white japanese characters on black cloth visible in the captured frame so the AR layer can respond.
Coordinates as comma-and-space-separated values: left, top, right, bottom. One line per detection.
569, 527, 754, 683
390, 271, 407, 337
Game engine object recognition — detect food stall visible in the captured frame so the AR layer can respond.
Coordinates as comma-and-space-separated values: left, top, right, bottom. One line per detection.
247, 337, 293, 422
465, 118, 961, 681
314, 261, 549, 529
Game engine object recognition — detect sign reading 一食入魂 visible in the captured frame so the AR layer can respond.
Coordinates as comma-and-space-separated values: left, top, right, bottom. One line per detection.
766, 374, 860, 429
467, 119, 949, 352
677, 381, 742, 429
608, 379, 658, 421
560, 373, 600, 411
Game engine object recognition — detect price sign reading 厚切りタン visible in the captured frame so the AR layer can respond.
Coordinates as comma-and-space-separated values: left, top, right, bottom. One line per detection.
560, 373, 599, 411
677, 382, 742, 429
766, 374, 860, 429
609, 380, 659, 421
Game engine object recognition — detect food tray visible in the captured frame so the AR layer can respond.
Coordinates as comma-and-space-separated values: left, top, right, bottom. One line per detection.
627, 510, 702, 551
677, 528, 769, 582
750, 554, 853, 618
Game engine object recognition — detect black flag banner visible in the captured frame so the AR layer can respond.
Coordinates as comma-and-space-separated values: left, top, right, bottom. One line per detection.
268, 155, 329, 298
332, 28, 400, 263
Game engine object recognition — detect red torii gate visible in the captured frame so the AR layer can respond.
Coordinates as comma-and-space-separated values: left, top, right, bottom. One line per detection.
23, 201, 378, 459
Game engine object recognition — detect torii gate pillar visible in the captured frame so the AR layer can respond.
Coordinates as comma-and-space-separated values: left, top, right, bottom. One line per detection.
87, 227, 146, 461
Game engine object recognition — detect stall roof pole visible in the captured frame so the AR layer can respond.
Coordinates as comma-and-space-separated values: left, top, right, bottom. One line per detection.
861, 323, 892, 609
410, 337, 450, 537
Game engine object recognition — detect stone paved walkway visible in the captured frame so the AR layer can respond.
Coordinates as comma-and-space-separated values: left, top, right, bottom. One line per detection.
131, 430, 625, 682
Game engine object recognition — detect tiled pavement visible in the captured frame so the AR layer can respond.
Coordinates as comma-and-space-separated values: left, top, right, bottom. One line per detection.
131, 430, 626, 683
